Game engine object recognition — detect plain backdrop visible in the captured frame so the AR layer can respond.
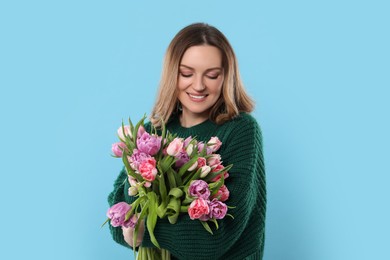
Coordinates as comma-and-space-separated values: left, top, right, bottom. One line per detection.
1, 1, 389, 259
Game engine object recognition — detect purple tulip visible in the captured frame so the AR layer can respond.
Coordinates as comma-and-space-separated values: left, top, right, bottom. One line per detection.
197, 142, 213, 155
208, 199, 227, 219
175, 151, 190, 168
136, 132, 161, 156
106, 202, 132, 227
129, 149, 152, 171
188, 180, 210, 199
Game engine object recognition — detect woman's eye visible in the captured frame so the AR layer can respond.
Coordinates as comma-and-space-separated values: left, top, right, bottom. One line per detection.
180, 72, 192, 78
206, 74, 219, 80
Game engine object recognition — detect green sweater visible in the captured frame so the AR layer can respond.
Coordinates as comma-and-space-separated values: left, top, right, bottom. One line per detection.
108, 112, 266, 259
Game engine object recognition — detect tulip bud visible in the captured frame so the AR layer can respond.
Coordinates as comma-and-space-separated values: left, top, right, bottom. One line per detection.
117, 125, 132, 141
186, 144, 194, 156
128, 186, 138, 196
200, 165, 211, 178
166, 137, 184, 156
188, 161, 198, 171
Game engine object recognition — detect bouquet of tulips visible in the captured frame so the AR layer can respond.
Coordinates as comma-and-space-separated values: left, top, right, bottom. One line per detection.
104, 116, 233, 260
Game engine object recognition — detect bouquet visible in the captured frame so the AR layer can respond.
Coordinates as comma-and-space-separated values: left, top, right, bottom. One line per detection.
104, 116, 233, 260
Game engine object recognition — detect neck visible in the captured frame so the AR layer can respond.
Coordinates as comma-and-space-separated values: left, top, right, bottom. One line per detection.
179, 111, 209, 128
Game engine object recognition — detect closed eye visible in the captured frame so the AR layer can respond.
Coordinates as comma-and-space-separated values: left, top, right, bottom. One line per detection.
180, 73, 193, 78
206, 74, 219, 80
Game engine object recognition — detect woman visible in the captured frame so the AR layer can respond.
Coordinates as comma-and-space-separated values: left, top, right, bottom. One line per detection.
108, 23, 266, 260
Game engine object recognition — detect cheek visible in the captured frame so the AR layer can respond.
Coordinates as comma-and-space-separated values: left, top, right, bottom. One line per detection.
208, 79, 224, 95
177, 78, 191, 90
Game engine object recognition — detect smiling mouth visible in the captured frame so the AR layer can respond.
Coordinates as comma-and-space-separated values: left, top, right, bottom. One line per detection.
187, 93, 208, 100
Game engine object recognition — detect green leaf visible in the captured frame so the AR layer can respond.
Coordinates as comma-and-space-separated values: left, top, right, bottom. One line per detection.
156, 173, 168, 218
209, 174, 225, 196
210, 218, 219, 230
181, 191, 195, 205
173, 170, 182, 187
183, 167, 202, 185
166, 168, 177, 189
178, 155, 199, 177
128, 117, 134, 134
133, 201, 150, 255
133, 114, 147, 142
200, 221, 213, 235
158, 172, 168, 204
180, 205, 189, 213
166, 197, 181, 224
120, 121, 127, 142
160, 118, 167, 146
166, 188, 184, 224
159, 156, 175, 173
168, 187, 184, 198
101, 217, 110, 228
226, 213, 235, 219
156, 202, 167, 218
204, 164, 233, 183
146, 192, 160, 248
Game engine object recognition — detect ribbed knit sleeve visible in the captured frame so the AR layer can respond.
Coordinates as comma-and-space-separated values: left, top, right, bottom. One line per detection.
140, 113, 266, 259
218, 114, 266, 259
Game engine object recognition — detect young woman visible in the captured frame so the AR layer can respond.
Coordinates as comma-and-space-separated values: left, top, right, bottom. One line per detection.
108, 23, 266, 260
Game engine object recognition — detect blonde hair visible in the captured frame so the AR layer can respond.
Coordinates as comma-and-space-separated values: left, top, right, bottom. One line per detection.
151, 23, 254, 127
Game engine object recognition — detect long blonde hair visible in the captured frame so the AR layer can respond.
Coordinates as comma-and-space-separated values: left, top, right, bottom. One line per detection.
151, 23, 254, 126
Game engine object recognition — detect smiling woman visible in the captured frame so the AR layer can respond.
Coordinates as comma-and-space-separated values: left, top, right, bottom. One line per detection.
177, 45, 224, 127
107, 23, 266, 260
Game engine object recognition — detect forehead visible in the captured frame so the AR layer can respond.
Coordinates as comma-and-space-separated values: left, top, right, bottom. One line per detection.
180, 45, 222, 69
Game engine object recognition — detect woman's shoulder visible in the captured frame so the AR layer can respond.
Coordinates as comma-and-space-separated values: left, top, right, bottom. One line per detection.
215, 112, 262, 146
224, 112, 260, 130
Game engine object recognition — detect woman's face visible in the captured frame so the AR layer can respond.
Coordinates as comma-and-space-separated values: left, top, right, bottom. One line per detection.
177, 45, 224, 126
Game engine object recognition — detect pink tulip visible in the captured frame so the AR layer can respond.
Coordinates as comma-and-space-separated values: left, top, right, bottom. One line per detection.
139, 158, 158, 182
166, 137, 184, 157
112, 142, 126, 157
129, 149, 152, 171
207, 137, 222, 152
211, 172, 229, 182
212, 185, 230, 202
207, 154, 222, 167
188, 198, 210, 220
197, 157, 207, 169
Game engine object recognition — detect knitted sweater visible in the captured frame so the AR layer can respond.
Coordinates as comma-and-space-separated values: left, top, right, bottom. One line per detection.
107, 112, 266, 260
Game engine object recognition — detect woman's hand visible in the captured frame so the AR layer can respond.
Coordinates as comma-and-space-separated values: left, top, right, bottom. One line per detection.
122, 218, 145, 247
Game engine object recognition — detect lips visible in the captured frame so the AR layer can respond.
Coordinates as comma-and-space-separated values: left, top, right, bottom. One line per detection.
187, 93, 208, 102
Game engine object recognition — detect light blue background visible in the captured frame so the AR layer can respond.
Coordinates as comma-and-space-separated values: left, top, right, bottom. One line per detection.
1, 1, 389, 259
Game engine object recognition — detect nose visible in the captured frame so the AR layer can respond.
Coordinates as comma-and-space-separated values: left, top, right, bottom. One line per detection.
192, 75, 205, 92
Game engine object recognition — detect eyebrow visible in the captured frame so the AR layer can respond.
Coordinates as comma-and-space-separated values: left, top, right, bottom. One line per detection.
179, 64, 223, 72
